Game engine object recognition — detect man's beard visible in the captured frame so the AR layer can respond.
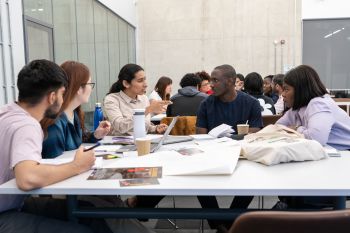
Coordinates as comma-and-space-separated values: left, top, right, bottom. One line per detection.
44, 100, 61, 119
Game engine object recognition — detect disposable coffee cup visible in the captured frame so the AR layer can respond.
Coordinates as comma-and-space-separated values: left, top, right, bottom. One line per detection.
135, 138, 151, 156
237, 124, 249, 135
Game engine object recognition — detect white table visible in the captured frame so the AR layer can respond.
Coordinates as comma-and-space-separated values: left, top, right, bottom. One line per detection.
1, 145, 349, 220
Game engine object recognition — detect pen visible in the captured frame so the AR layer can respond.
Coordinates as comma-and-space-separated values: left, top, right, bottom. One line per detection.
83, 142, 101, 152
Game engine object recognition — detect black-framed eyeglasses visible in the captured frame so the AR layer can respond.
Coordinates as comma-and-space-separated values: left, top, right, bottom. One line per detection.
82, 82, 95, 89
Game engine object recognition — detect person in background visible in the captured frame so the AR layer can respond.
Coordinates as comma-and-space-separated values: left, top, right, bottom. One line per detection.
263, 75, 279, 103
235, 73, 245, 91
244, 72, 275, 115
0, 59, 96, 233
277, 65, 350, 150
148, 76, 173, 103
196, 64, 262, 231
196, 70, 213, 95
271, 74, 285, 115
104, 64, 169, 136
41, 61, 110, 158
166, 73, 208, 117
275, 65, 350, 210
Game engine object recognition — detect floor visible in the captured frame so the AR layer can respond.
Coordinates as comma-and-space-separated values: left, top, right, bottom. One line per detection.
135, 196, 350, 233
138, 195, 279, 233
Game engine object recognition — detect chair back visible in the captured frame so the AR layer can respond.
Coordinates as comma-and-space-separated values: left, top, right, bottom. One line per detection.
160, 116, 197, 135
262, 115, 282, 127
229, 210, 350, 233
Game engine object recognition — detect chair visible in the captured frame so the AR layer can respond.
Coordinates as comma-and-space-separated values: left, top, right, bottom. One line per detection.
228, 210, 350, 233
160, 116, 197, 135
262, 115, 282, 127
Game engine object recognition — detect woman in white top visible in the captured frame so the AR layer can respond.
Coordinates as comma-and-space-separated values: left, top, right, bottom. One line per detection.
104, 64, 169, 135
148, 76, 172, 103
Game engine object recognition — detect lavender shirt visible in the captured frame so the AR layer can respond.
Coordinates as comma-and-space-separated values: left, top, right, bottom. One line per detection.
0, 103, 42, 213
277, 94, 350, 150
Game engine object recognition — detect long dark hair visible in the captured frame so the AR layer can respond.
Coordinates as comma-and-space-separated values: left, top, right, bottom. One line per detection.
41, 61, 90, 138
154, 76, 172, 100
284, 65, 327, 110
108, 64, 144, 94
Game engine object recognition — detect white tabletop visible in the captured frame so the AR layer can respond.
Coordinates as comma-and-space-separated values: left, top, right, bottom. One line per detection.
1, 147, 350, 196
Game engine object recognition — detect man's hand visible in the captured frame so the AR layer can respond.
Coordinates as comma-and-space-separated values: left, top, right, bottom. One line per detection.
72, 146, 96, 174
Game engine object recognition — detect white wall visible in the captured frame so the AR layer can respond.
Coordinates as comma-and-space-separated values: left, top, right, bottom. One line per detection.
97, 0, 137, 26
0, 0, 25, 105
138, 0, 302, 94
302, 0, 350, 19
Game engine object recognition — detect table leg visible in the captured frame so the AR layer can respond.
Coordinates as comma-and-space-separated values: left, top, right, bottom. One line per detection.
333, 196, 346, 210
67, 195, 78, 222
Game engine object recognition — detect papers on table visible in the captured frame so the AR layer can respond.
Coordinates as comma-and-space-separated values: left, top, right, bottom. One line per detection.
87, 166, 162, 187
40, 157, 103, 169
208, 124, 235, 138
99, 136, 134, 145
105, 140, 241, 176
189, 134, 215, 140
93, 145, 122, 153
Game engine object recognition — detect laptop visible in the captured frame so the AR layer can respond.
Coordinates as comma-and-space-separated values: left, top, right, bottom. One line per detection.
116, 116, 193, 153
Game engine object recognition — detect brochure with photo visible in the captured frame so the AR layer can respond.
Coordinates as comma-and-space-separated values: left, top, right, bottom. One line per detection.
119, 178, 159, 187
87, 166, 162, 180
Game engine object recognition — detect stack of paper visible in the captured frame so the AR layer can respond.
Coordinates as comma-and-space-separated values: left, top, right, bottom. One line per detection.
208, 124, 235, 138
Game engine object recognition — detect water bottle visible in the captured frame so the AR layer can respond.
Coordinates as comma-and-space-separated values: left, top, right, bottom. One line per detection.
93, 103, 103, 130
133, 108, 146, 141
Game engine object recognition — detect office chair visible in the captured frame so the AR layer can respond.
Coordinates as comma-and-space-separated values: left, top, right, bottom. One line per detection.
262, 115, 282, 127
161, 116, 197, 135
228, 209, 350, 233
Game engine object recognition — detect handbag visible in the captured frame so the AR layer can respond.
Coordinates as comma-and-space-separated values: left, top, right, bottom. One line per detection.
241, 124, 328, 165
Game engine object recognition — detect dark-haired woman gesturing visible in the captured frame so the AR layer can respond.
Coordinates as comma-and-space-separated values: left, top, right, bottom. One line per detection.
104, 64, 170, 136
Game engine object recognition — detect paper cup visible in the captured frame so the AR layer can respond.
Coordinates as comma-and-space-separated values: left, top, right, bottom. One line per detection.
135, 138, 151, 156
237, 124, 249, 135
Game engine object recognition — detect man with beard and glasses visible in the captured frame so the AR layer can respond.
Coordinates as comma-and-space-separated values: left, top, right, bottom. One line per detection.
0, 60, 96, 233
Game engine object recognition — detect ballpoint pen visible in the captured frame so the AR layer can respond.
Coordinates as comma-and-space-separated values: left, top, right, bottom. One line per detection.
83, 142, 101, 152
